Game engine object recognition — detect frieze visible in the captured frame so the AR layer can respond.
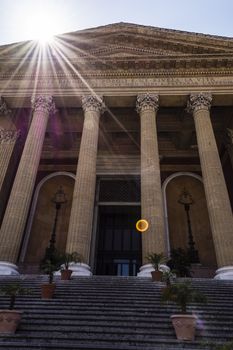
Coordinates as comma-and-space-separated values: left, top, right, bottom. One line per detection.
1, 75, 233, 91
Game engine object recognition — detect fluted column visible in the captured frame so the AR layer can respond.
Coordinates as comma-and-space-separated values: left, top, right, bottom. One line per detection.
0, 129, 20, 190
66, 95, 104, 275
136, 94, 166, 276
0, 97, 19, 191
187, 93, 233, 279
0, 96, 55, 275
0, 96, 11, 116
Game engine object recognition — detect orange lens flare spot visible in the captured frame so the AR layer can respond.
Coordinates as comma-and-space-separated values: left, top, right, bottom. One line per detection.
136, 219, 149, 232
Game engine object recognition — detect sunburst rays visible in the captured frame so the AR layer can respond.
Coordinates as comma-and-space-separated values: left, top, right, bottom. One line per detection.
0, 32, 140, 172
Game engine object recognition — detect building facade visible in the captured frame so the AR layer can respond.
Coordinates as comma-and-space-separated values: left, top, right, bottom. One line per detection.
0, 23, 233, 278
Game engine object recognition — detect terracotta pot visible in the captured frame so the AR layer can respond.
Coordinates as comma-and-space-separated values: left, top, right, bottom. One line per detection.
151, 270, 163, 282
41, 283, 56, 299
61, 269, 72, 280
0, 310, 22, 334
171, 314, 197, 341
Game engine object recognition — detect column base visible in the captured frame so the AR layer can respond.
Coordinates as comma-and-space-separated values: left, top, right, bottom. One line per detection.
55, 263, 92, 276
137, 263, 169, 277
214, 266, 233, 280
70, 263, 92, 276
0, 262, 19, 275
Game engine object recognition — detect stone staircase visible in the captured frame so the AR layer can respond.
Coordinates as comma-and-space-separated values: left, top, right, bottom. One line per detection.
0, 276, 233, 350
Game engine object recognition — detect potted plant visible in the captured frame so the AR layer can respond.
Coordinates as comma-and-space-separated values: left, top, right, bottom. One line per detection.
214, 341, 233, 350
0, 283, 31, 334
40, 258, 60, 299
146, 253, 167, 281
162, 270, 176, 288
59, 251, 82, 280
161, 281, 207, 341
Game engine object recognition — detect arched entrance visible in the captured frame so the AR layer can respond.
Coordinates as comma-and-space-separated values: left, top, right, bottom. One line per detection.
21, 172, 75, 269
163, 173, 217, 268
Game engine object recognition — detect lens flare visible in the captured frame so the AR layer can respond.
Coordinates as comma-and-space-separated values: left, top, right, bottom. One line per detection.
136, 219, 149, 232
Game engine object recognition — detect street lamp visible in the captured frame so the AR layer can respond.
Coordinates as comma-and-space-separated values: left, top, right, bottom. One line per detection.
178, 187, 199, 263
45, 186, 67, 260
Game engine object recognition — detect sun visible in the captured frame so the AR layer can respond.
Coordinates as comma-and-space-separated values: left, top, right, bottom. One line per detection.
23, 7, 62, 45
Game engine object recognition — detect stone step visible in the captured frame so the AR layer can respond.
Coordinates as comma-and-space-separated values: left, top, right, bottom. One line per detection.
0, 276, 232, 350
0, 339, 215, 350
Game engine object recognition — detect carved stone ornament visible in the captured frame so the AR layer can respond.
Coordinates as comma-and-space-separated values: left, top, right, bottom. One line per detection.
0, 97, 11, 116
0, 129, 20, 144
82, 95, 105, 114
31, 95, 57, 115
187, 93, 212, 113
136, 93, 159, 114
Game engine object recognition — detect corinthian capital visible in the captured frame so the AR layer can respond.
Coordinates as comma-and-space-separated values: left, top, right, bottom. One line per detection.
31, 96, 56, 115
0, 97, 11, 116
0, 129, 20, 144
136, 93, 159, 114
187, 93, 212, 113
82, 95, 105, 114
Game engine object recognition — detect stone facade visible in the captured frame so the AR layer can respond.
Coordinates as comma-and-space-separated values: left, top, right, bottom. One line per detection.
0, 23, 233, 278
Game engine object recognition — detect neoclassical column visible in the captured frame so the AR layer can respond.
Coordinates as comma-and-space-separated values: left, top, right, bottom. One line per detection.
187, 93, 233, 279
0, 98, 19, 191
0, 96, 56, 275
136, 93, 167, 277
0, 130, 20, 191
0, 96, 11, 116
66, 95, 105, 276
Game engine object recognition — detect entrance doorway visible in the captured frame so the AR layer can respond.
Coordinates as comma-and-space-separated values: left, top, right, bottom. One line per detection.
95, 206, 141, 276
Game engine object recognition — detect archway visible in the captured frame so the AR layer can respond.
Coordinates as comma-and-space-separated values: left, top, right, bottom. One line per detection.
21, 172, 75, 267
162, 172, 217, 268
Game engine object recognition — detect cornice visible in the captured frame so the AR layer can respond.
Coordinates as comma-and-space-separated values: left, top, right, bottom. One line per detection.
93, 23, 233, 42
1, 51, 233, 76
63, 23, 233, 49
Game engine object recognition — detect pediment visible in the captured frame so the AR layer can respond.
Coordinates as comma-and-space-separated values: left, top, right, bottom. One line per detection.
57, 22, 233, 59
1, 22, 233, 75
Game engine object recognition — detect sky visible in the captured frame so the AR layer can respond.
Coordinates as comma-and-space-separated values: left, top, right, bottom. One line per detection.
1, 0, 233, 45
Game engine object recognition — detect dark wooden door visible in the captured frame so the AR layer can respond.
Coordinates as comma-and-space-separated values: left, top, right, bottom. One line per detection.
96, 206, 141, 276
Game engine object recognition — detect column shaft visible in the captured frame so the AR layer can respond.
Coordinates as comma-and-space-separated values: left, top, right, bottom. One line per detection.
66, 96, 104, 263
0, 130, 20, 190
188, 93, 233, 267
137, 94, 166, 264
0, 96, 55, 263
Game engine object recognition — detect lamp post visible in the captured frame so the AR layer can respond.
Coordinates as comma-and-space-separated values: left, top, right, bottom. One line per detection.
178, 188, 199, 263
45, 186, 67, 260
